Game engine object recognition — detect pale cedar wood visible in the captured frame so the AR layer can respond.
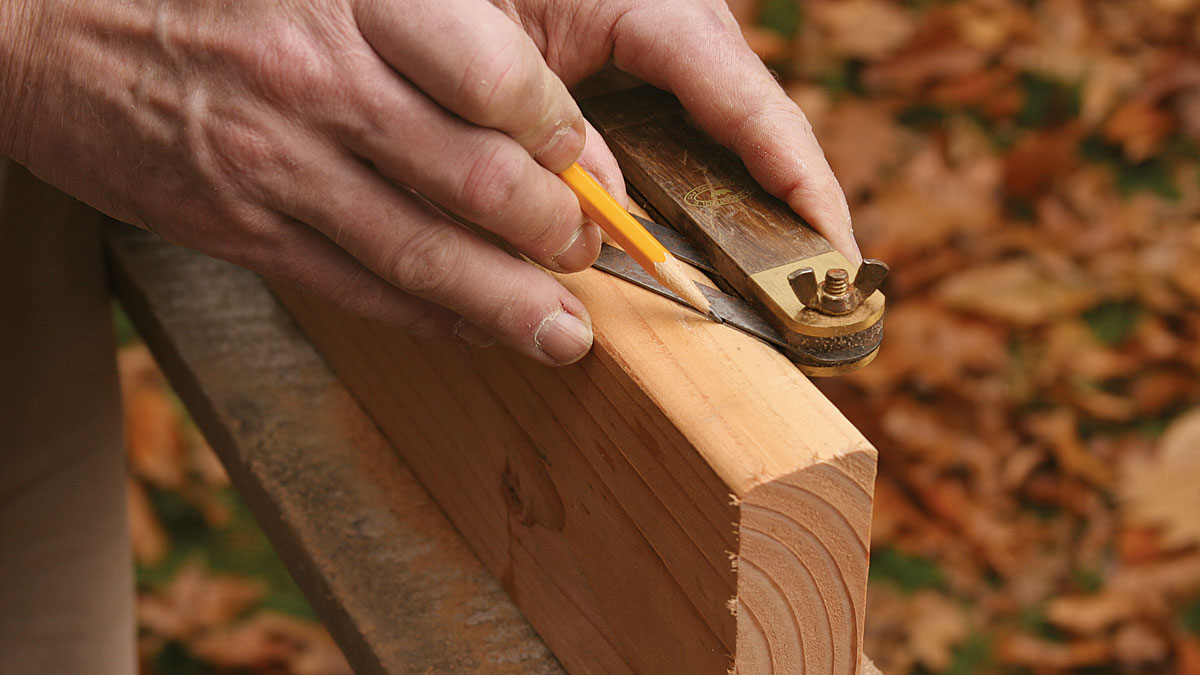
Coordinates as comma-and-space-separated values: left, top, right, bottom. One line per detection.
271, 252, 877, 673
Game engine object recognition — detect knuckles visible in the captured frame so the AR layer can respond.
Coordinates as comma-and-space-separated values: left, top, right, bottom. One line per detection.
456, 32, 536, 128
206, 117, 295, 183
456, 140, 524, 219
384, 226, 467, 296
395, 306, 456, 339
246, 26, 344, 110
329, 271, 446, 336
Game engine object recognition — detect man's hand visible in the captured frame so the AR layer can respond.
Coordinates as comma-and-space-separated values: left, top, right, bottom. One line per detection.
485, 0, 861, 265
1, 0, 858, 365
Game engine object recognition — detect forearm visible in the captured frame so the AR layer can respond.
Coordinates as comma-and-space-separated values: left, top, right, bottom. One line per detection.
0, 0, 42, 160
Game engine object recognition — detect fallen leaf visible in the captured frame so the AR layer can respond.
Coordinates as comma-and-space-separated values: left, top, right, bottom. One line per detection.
997, 632, 1113, 669
127, 477, 168, 566
1026, 410, 1115, 486
852, 143, 1002, 261
843, 300, 1009, 393
929, 69, 1020, 114
862, 12, 989, 93
1080, 54, 1143, 127
907, 591, 970, 671
1003, 126, 1082, 200
1118, 525, 1167, 565
138, 563, 265, 641
1119, 408, 1200, 550
948, 0, 1034, 53
935, 259, 1097, 326
119, 345, 186, 489
1151, 0, 1200, 13
1130, 369, 1198, 415
818, 98, 909, 199
189, 432, 230, 488
1178, 635, 1200, 675
1110, 552, 1200, 597
1047, 592, 1139, 635
1114, 620, 1171, 665
1004, 0, 1094, 82
188, 611, 351, 675
1103, 99, 1176, 163
808, 0, 917, 61
743, 26, 791, 63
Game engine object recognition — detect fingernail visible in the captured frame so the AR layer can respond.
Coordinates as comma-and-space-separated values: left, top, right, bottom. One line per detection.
550, 221, 601, 271
453, 318, 495, 348
534, 309, 593, 365
533, 119, 586, 173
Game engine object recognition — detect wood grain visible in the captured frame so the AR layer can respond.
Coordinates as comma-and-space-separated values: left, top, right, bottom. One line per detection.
104, 222, 564, 674
582, 85, 833, 275
272, 258, 877, 673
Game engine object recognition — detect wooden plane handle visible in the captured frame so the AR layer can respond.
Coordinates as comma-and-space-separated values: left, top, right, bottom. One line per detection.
580, 85, 884, 348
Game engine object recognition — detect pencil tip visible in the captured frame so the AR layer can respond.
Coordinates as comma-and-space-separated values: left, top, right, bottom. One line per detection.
653, 255, 714, 315
706, 309, 723, 323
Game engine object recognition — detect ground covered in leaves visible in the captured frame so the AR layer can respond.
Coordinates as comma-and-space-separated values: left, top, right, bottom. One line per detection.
116, 312, 351, 675
733, 0, 1200, 672
119, 1, 1200, 673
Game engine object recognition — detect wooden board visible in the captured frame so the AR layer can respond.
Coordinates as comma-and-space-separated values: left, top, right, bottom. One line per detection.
272, 256, 877, 673
104, 222, 564, 674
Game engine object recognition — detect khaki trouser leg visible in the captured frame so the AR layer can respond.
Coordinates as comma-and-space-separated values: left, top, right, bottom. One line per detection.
0, 161, 135, 674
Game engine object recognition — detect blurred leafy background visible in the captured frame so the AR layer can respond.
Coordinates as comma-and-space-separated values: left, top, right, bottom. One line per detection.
120, 0, 1200, 672
731, 0, 1200, 672
115, 305, 350, 674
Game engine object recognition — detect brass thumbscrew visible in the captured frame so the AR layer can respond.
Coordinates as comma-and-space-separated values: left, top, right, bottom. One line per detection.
787, 259, 889, 316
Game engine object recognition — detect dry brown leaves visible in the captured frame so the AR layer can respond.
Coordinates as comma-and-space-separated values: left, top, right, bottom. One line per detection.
120, 344, 350, 673
755, 0, 1200, 671
120, 344, 230, 566
866, 586, 973, 673
1120, 409, 1200, 551
137, 563, 350, 675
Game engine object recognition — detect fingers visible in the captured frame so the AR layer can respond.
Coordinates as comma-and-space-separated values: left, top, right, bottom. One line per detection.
578, 118, 628, 207
210, 210, 464, 339
330, 55, 600, 273
237, 215, 503, 350
610, 2, 863, 264
353, 0, 584, 171
264, 145, 594, 366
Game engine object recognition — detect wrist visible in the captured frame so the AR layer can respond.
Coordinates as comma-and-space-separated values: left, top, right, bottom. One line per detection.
0, 0, 43, 160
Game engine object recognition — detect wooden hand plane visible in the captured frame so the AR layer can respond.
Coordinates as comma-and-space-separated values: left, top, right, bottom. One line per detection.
580, 85, 886, 377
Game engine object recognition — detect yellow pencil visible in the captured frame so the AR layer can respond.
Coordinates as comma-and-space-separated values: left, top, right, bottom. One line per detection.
558, 163, 715, 318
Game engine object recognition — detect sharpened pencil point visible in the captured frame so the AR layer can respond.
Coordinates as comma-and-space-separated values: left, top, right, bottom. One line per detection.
653, 254, 712, 315
706, 309, 723, 323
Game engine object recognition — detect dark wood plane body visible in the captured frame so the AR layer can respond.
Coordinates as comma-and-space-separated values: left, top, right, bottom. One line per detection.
581, 85, 885, 374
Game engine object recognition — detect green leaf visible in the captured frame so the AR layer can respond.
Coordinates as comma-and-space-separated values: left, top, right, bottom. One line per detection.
897, 103, 948, 131
111, 299, 139, 347
1079, 134, 1181, 199
1017, 73, 1080, 128
1182, 595, 1200, 634
759, 0, 801, 37
870, 546, 946, 593
153, 641, 209, 675
946, 633, 994, 675
1082, 301, 1141, 346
